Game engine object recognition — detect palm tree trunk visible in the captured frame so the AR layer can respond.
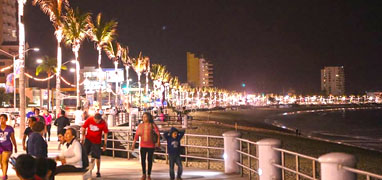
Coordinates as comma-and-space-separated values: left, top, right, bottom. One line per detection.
97, 46, 102, 109
47, 75, 51, 111
125, 65, 130, 105
114, 61, 119, 107
55, 30, 63, 118
138, 73, 142, 108
74, 48, 80, 108
18, 0, 26, 139
145, 72, 149, 96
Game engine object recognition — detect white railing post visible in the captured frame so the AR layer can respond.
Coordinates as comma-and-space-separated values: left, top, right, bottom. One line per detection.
223, 131, 241, 174
318, 152, 357, 180
108, 114, 114, 127
257, 138, 281, 180
182, 114, 188, 128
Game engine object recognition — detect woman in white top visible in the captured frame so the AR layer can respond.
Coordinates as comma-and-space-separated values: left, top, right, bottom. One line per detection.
55, 128, 85, 174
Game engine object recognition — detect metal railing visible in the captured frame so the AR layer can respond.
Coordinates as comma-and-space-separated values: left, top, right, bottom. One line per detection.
236, 138, 259, 179
341, 165, 382, 180
273, 148, 319, 180
104, 129, 382, 180
104, 129, 224, 169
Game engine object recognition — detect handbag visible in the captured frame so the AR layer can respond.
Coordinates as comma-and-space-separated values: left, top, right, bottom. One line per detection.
151, 123, 158, 144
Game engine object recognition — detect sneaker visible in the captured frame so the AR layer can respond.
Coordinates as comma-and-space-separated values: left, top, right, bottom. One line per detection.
2, 175, 7, 180
147, 175, 151, 180
96, 172, 101, 178
176, 178, 182, 180
140, 175, 146, 180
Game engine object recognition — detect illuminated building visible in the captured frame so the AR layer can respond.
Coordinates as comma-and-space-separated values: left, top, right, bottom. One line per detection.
321, 66, 345, 95
187, 52, 213, 88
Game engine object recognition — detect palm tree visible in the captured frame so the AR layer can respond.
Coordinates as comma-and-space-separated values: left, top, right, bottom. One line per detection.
120, 46, 131, 96
131, 53, 146, 107
104, 41, 122, 106
36, 56, 67, 110
62, 7, 91, 107
150, 64, 171, 108
33, 0, 70, 116
89, 13, 118, 108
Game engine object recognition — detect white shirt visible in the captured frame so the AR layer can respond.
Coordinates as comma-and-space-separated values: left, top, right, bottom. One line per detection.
59, 139, 83, 168
74, 110, 83, 125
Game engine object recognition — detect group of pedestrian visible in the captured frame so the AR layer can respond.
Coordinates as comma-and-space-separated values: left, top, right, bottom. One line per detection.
133, 112, 185, 180
1, 108, 108, 180
2, 108, 185, 180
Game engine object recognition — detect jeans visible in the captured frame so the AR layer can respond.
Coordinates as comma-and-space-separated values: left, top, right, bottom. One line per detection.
169, 154, 183, 179
140, 148, 155, 175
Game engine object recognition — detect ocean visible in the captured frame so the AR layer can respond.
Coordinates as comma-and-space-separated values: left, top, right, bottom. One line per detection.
270, 107, 382, 152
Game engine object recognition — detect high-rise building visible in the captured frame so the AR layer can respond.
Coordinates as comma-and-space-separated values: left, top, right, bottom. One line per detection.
0, 0, 17, 44
321, 66, 345, 95
187, 52, 213, 88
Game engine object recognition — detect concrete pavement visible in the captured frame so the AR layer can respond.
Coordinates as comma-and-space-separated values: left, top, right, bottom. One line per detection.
5, 125, 246, 180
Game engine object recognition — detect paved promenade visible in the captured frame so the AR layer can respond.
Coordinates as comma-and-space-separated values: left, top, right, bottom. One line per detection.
6, 125, 245, 180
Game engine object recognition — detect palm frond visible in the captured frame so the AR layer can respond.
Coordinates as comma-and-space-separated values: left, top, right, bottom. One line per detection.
104, 41, 122, 61
89, 13, 118, 47
62, 7, 91, 47
32, 0, 69, 28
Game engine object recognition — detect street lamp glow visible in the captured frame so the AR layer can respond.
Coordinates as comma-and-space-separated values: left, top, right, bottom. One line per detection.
70, 68, 75, 72
32, 48, 40, 52
36, 59, 43, 64
70, 60, 76, 64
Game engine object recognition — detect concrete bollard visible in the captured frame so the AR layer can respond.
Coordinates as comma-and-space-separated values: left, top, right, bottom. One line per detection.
318, 152, 357, 180
257, 138, 281, 180
223, 131, 241, 174
182, 115, 188, 128
107, 114, 114, 127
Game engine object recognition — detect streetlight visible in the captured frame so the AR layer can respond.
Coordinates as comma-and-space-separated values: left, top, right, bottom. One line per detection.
0, 47, 39, 109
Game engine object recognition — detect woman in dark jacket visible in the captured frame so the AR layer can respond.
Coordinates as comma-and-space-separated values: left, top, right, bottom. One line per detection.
27, 121, 47, 158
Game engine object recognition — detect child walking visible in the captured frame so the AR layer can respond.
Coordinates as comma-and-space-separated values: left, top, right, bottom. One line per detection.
164, 127, 185, 180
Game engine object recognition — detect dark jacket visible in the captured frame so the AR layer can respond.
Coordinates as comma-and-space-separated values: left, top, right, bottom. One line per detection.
54, 116, 70, 135
163, 127, 185, 155
27, 132, 47, 158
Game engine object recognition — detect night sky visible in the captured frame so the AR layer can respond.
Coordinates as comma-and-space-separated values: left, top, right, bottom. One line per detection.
24, 0, 382, 94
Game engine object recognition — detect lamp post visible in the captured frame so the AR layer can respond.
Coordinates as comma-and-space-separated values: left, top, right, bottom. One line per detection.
0, 48, 39, 109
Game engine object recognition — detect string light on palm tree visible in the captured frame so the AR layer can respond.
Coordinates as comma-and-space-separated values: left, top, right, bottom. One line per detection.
62, 7, 91, 107
89, 13, 118, 109
33, 0, 70, 118
104, 41, 122, 107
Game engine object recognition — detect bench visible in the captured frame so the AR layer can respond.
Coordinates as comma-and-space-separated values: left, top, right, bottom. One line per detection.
55, 162, 95, 180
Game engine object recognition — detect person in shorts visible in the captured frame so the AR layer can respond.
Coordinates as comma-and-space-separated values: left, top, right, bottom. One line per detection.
81, 113, 108, 178
0, 114, 17, 180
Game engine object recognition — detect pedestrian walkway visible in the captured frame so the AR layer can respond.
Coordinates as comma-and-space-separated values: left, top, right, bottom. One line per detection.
6, 125, 246, 180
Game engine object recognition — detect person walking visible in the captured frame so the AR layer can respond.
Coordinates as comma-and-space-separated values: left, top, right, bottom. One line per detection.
43, 110, 52, 141
0, 114, 17, 180
34, 108, 46, 138
54, 110, 70, 139
164, 127, 185, 180
132, 112, 160, 180
81, 113, 108, 178
28, 121, 47, 158
74, 107, 83, 126
22, 117, 37, 152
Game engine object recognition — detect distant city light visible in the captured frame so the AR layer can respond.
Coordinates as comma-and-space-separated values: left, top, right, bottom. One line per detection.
36, 59, 43, 64
242, 83, 246, 88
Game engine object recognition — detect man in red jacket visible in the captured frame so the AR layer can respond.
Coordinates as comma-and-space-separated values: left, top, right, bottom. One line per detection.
81, 113, 108, 178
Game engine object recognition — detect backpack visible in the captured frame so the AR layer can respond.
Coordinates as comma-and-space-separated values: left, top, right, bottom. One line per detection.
81, 144, 89, 169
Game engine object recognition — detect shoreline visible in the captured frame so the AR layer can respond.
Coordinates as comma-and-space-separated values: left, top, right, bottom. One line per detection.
266, 106, 382, 152
188, 104, 382, 174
